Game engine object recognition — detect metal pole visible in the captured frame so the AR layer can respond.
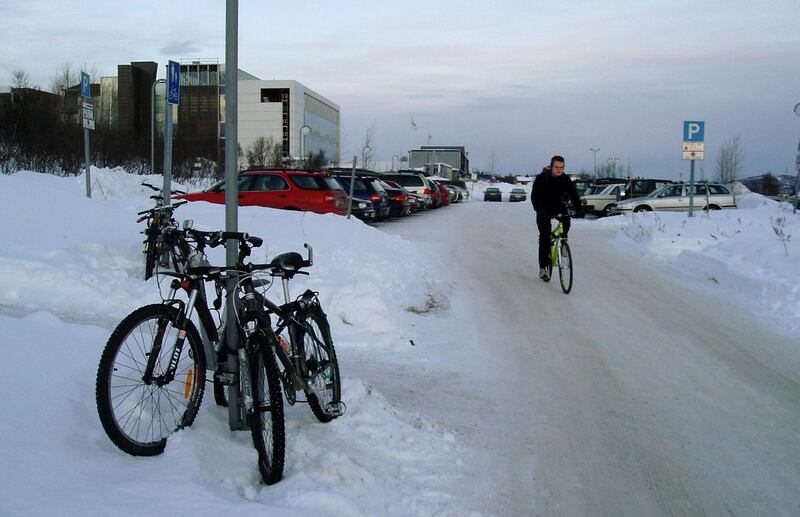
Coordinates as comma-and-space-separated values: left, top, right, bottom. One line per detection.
794, 138, 800, 214
224, 0, 242, 430
84, 126, 91, 198
590, 148, 599, 176
689, 159, 695, 217
347, 156, 357, 219
151, 79, 165, 175
162, 93, 173, 205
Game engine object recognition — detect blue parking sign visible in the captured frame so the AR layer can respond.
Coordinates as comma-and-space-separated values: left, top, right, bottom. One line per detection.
167, 60, 180, 105
683, 121, 705, 142
81, 72, 91, 98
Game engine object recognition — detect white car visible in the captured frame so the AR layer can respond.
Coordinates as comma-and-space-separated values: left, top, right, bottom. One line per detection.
581, 182, 628, 216
612, 183, 736, 214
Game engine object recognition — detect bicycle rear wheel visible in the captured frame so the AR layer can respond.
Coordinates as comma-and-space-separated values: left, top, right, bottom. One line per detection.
96, 304, 206, 456
248, 338, 285, 485
558, 240, 573, 294
294, 307, 342, 422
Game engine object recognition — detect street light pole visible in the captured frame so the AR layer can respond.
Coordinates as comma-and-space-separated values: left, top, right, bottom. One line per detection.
299, 124, 311, 168
392, 154, 399, 171
151, 78, 166, 174
589, 147, 599, 176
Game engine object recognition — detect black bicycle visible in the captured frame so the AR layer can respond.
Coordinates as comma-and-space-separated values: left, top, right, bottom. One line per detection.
138, 182, 187, 280
96, 226, 341, 485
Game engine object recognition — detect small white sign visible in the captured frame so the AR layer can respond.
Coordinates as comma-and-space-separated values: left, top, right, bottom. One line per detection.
82, 99, 93, 109
682, 150, 704, 160
82, 107, 94, 121
682, 142, 704, 152
82, 118, 95, 130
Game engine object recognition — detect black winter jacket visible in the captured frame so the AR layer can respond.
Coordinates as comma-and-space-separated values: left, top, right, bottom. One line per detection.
531, 167, 583, 217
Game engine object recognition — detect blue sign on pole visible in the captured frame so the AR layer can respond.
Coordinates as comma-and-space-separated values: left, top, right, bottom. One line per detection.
683, 120, 705, 142
80, 72, 91, 98
167, 60, 180, 105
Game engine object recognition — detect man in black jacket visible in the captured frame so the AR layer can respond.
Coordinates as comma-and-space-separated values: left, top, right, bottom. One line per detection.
532, 155, 584, 281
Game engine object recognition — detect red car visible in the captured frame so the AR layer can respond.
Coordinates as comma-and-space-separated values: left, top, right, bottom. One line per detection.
176, 169, 349, 215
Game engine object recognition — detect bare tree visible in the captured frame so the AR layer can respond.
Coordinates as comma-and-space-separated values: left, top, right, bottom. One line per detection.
242, 136, 284, 169
11, 69, 31, 89
362, 123, 376, 170
50, 62, 78, 94
716, 135, 745, 185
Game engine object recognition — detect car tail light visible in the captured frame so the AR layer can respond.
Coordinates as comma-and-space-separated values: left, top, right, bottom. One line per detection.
423, 188, 430, 195
394, 194, 406, 201
371, 194, 380, 202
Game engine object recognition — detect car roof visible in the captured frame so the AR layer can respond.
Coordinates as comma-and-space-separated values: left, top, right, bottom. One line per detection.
240, 168, 327, 176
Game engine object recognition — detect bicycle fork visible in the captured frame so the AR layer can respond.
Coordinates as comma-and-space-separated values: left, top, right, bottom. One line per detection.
142, 288, 200, 386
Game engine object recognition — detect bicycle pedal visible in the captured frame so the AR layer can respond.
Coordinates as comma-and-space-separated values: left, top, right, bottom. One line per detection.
213, 370, 238, 386
326, 402, 345, 417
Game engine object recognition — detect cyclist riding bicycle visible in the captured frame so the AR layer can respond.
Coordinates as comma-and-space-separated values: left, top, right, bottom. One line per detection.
532, 155, 584, 281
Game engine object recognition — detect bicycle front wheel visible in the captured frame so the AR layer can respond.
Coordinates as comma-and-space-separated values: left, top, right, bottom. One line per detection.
143, 237, 158, 280
96, 304, 206, 456
248, 338, 285, 485
294, 307, 342, 423
558, 240, 573, 294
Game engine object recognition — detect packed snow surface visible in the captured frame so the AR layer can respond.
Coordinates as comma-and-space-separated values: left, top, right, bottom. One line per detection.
1, 168, 799, 515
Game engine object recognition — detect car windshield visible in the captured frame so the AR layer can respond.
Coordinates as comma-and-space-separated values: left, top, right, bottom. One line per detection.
385, 175, 424, 187
321, 177, 344, 191
212, 175, 252, 192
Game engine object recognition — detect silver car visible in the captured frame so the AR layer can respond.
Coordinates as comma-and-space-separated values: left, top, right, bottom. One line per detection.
613, 183, 736, 214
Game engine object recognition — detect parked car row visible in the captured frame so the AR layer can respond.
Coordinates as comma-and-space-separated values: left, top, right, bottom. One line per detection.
175, 168, 468, 223
483, 186, 528, 202
580, 177, 674, 216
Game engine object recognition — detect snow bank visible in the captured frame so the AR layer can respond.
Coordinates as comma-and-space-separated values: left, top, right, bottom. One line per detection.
603, 193, 800, 334
0, 168, 465, 515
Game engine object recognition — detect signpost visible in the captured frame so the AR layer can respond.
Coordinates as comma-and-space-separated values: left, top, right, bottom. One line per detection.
81, 72, 93, 198
682, 120, 705, 217
163, 60, 180, 202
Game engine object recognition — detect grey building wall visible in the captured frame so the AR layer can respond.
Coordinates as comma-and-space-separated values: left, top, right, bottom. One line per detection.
409, 147, 468, 175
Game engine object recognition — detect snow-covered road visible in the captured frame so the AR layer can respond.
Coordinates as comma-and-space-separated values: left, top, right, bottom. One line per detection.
381, 202, 800, 516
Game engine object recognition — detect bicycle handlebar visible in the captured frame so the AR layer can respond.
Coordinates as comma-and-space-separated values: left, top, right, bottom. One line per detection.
141, 181, 187, 196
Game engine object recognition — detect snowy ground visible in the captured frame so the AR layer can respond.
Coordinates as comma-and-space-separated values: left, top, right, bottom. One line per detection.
1, 168, 799, 515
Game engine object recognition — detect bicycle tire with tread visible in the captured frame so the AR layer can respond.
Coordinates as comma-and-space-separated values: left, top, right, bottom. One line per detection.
293, 306, 342, 423
559, 240, 573, 294
96, 304, 206, 456
248, 337, 285, 485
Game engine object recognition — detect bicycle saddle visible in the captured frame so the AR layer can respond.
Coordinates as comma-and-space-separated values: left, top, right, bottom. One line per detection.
269, 252, 305, 271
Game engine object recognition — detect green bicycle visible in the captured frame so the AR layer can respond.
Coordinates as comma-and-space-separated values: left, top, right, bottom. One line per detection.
543, 215, 573, 294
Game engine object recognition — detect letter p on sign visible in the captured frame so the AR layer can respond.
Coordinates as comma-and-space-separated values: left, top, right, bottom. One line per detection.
683, 120, 705, 142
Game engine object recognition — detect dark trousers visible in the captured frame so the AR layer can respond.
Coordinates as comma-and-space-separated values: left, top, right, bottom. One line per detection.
536, 213, 570, 269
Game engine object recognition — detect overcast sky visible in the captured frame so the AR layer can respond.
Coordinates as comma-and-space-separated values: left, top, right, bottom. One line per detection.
2, 0, 799, 177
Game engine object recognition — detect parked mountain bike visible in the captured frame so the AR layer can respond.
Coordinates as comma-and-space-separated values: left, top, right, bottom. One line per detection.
138, 182, 186, 280
96, 225, 342, 485
542, 215, 573, 294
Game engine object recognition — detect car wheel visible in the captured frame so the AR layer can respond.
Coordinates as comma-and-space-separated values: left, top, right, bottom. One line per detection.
633, 205, 652, 213
707, 204, 721, 210
602, 204, 615, 216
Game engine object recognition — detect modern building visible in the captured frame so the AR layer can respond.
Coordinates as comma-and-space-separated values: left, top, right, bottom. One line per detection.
175, 60, 340, 167
408, 146, 469, 179
83, 60, 340, 169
